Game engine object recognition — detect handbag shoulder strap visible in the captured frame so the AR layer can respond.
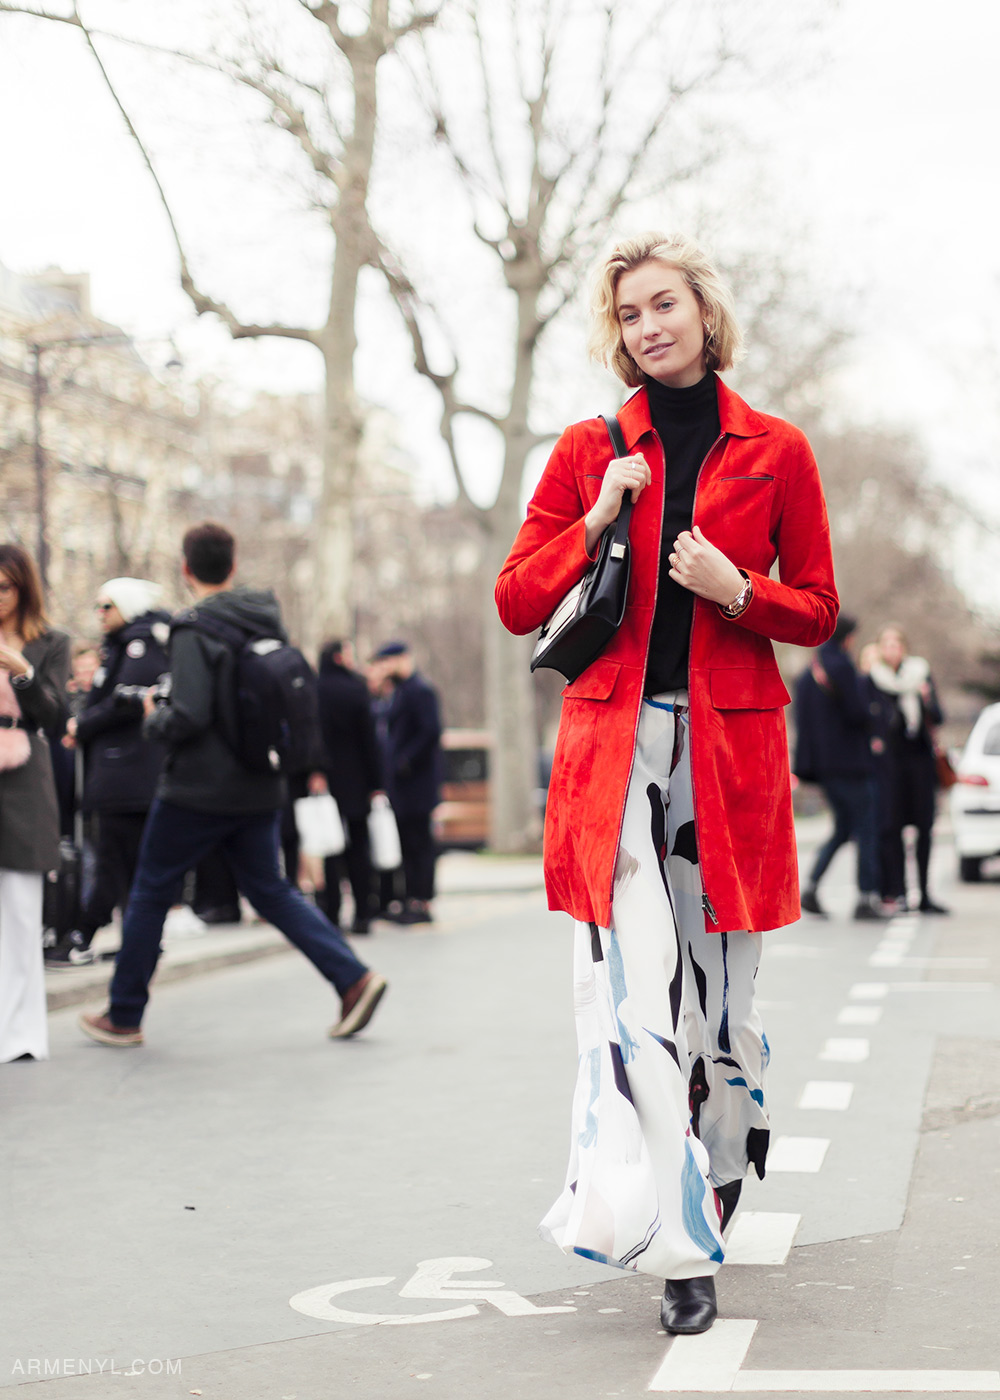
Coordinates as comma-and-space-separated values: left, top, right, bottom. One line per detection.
598, 413, 633, 552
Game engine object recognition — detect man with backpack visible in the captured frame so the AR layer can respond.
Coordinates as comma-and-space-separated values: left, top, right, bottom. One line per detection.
78, 523, 387, 1047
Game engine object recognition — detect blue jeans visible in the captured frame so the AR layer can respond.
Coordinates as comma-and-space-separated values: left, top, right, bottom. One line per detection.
808, 776, 880, 896
109, 800, 368, 1026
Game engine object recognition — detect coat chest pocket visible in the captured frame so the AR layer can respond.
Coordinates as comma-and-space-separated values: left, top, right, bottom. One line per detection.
704, 475, 779, 560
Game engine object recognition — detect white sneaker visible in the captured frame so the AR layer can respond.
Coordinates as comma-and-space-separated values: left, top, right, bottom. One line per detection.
163, 906, 207, 939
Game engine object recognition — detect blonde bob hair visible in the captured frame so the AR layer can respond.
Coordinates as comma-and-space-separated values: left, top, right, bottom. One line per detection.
589, 232, 743, 388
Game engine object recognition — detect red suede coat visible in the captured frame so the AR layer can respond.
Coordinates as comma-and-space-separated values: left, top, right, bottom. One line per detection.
496, 376, 838, 934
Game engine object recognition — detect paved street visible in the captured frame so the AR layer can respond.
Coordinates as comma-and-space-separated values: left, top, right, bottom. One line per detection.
3, 834, 1000, 1398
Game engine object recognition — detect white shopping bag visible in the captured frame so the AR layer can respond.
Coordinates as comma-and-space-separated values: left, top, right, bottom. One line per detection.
368, 793, 402, 870
294, 793, 346, 858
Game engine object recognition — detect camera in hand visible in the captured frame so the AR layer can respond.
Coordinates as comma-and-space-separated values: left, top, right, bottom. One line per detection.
112, 674, 171, 709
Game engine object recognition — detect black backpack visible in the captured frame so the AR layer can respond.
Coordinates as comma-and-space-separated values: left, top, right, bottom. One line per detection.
173, 609, 321, 775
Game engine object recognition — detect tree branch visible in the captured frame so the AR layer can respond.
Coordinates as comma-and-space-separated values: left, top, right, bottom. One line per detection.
389, 7, 438, 50
236, 68, 338, 185
0, 1, 79, 21
62, 6, 319, 346
373, 244, 500, 515
297, 0, 346, 45
468, 2, 512, 212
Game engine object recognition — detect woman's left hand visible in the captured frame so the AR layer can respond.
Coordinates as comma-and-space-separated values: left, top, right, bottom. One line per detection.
0, 641, 29, 676
668, 526, 745, 606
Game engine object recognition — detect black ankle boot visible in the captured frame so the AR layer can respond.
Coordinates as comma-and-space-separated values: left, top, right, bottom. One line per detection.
660, 1275, 718, 1334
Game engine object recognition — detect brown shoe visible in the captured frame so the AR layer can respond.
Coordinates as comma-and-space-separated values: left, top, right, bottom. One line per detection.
78, 1012, 144, 1047
328, 971, 388, 1039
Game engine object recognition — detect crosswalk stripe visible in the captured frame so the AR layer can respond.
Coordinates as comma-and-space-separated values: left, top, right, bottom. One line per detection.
725, 1212, 800, 1265
649, 1321, 1000, 1393
766, 1136, 829, 1172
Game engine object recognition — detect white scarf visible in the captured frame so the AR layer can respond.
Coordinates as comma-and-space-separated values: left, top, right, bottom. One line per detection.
869, 654, 930, 737
0, 668, 31, 772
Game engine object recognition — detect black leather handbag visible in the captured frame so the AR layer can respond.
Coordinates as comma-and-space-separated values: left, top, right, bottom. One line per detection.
530, 414, 633, 684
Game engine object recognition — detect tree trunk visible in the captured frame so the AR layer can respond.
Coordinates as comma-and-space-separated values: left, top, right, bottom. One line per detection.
484, 279, 547, 852
482, 518, 541, 853
309, 8, 383, 649
314, 327, 361, 649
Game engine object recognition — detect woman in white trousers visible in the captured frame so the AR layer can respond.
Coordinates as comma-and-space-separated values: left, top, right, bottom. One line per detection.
0, 544, 70, 1062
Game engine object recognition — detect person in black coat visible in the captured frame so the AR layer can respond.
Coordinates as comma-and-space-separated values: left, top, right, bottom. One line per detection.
866, 624, 948, 915
48, 579, 171, 965
793, 614, 887, 922
315, 640, 384, 933
0, 543, 70, 1061
373, 641, 442, 924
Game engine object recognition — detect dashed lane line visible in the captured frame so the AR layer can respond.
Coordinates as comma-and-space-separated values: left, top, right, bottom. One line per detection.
837, 1004, 883, 1025
765, 1136, 830, 1173
797, 1080, 854, 1110
819, 1037, 870, 1062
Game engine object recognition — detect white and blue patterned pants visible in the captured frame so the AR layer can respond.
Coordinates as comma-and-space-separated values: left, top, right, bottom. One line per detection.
540, 695, 770, 1280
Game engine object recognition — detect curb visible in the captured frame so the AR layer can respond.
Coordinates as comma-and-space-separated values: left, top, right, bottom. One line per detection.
46, 933, 292, 1013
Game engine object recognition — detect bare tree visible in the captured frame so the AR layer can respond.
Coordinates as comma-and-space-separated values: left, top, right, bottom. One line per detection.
378, 0, 786, 850
0, 0, 436, 643
810, 422, 992, 696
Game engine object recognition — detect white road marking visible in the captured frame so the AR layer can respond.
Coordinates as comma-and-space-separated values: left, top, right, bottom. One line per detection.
848, 982, 889, 999
871, 950, 988, 969
820, 1037, 870, 1062
766, 1136, 830, 1172
869, 943, 909, 966
798, 1080, 854, 1110
837, 1004, 883, 1025
896, 957, 990, 969
289, 1257, 575, 1326
725, 1212, 800, 1265
868, 928, 915, 968
649, 1321, 1000, 1393
733, 1370, 1000, 1392
649, 1319, 757, 1391
893, 981, 992, 992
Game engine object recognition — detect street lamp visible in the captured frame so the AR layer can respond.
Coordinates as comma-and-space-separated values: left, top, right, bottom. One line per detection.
27, 332, 180, 589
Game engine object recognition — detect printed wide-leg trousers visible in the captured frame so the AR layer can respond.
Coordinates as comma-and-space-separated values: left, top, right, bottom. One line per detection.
540, 696, 770, 1280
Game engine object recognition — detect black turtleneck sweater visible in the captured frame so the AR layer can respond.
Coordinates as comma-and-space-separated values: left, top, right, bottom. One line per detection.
643, 373, 721, 696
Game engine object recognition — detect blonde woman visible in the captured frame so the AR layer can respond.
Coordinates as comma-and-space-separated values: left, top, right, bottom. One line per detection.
496, 234, 838, 1334
0, 544, 70, 1062
868, 624, 947, 914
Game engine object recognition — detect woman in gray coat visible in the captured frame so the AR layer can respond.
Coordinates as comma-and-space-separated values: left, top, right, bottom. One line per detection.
0, 544, 70, 1062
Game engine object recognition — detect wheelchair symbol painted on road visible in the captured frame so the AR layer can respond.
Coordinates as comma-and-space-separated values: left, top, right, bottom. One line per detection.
289, 1256, 576, 1326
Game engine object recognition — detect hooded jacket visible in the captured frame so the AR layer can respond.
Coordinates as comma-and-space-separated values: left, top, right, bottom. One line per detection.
496, 376, 838, 934
144, 587, 287, 813
76, 610, 171, 813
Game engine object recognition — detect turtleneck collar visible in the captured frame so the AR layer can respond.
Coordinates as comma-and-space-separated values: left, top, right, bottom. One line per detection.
644, 370, 718, 423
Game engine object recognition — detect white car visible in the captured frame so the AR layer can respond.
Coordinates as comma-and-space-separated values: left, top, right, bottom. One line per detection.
950, 702, 1000, 881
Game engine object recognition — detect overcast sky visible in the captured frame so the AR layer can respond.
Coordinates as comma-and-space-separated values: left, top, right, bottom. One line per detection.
1, 0, 998, 594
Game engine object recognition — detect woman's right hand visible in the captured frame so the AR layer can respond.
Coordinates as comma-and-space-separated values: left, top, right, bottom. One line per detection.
585, 453, 651, 554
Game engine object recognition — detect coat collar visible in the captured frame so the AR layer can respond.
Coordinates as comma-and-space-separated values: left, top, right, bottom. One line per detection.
615, 373, 769, 452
